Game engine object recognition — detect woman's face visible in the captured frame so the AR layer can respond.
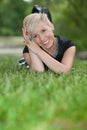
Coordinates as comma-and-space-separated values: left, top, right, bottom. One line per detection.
30, 21, 54, 50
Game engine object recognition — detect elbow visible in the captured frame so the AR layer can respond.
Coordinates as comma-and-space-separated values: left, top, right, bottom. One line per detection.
36, 68, 45, 72
62, 67, 71, 74
30, 66, 45, 73
55, 68, 70, 74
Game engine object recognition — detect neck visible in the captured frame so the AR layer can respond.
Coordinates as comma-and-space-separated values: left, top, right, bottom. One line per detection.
45, 38, 58, 57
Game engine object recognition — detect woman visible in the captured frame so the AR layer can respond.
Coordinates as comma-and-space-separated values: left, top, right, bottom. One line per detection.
22, 13, 76, 74
17, 5, 52, 68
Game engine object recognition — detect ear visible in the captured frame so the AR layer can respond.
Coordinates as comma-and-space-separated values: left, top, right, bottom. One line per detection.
22, 27, 29, 36
26, 31, 29, 36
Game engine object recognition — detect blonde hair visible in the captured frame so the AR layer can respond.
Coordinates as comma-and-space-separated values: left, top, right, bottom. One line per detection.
23, 13, 52, 33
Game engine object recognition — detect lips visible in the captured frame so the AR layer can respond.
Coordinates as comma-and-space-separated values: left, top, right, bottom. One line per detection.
42, 39, 49, 45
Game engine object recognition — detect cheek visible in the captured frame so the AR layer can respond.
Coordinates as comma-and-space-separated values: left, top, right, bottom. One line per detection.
47, 30, 54, 36
34, 39, 40, 46
48, 32, 54, 39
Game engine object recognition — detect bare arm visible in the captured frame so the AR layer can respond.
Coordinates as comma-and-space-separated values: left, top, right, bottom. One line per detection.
23, 53, 30, 65
24, 40, 76, 74
36, 46, 76, 74
22, 27, 45, 72
29, 50, 45, 72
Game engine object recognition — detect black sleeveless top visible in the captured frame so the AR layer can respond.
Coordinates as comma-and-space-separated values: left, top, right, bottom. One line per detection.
23, 35, 75, 62
55, 35, 75, 62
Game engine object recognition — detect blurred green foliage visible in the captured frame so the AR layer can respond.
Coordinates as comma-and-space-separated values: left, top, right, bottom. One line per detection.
0, 0, 87, 51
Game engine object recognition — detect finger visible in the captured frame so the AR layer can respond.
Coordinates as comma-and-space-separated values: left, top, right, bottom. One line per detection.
23, 40, 25, 43
23, 40, 29, 47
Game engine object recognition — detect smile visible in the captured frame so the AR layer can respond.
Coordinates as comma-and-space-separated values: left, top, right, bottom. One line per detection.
42, 40, 49, 45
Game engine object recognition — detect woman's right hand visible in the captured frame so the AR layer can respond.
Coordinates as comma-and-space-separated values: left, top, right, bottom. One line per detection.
22, 27, 41, 54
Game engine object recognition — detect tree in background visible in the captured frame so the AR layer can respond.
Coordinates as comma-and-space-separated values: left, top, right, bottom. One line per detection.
49, 0, 87, 51
62, 0, 87, 51
0, 0, 31, 36
0, 0, 87, 51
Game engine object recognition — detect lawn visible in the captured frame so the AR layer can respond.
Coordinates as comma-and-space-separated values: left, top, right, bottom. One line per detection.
0, 55, 87, 130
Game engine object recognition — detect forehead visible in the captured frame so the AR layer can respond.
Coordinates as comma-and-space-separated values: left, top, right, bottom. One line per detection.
32, 21, 50, 34
36, 21, 48, 28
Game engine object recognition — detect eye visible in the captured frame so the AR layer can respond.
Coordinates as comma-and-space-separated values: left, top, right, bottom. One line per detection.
29, 34, 37, 41
32, 35, 37, 39
42, 29, 46, 32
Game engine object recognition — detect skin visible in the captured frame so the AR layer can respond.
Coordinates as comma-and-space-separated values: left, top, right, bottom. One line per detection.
22, 20, 76, 74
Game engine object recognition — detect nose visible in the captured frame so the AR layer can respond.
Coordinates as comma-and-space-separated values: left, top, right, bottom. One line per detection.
38, 34, 45, 41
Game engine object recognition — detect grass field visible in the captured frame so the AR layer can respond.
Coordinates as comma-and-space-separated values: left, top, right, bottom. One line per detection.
0, 55, 87, 130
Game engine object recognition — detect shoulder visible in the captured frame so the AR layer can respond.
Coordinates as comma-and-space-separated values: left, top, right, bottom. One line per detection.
55, 35, 75, 49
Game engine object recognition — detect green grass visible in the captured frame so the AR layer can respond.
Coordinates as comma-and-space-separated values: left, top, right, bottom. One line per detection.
0, 55, 87, 130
